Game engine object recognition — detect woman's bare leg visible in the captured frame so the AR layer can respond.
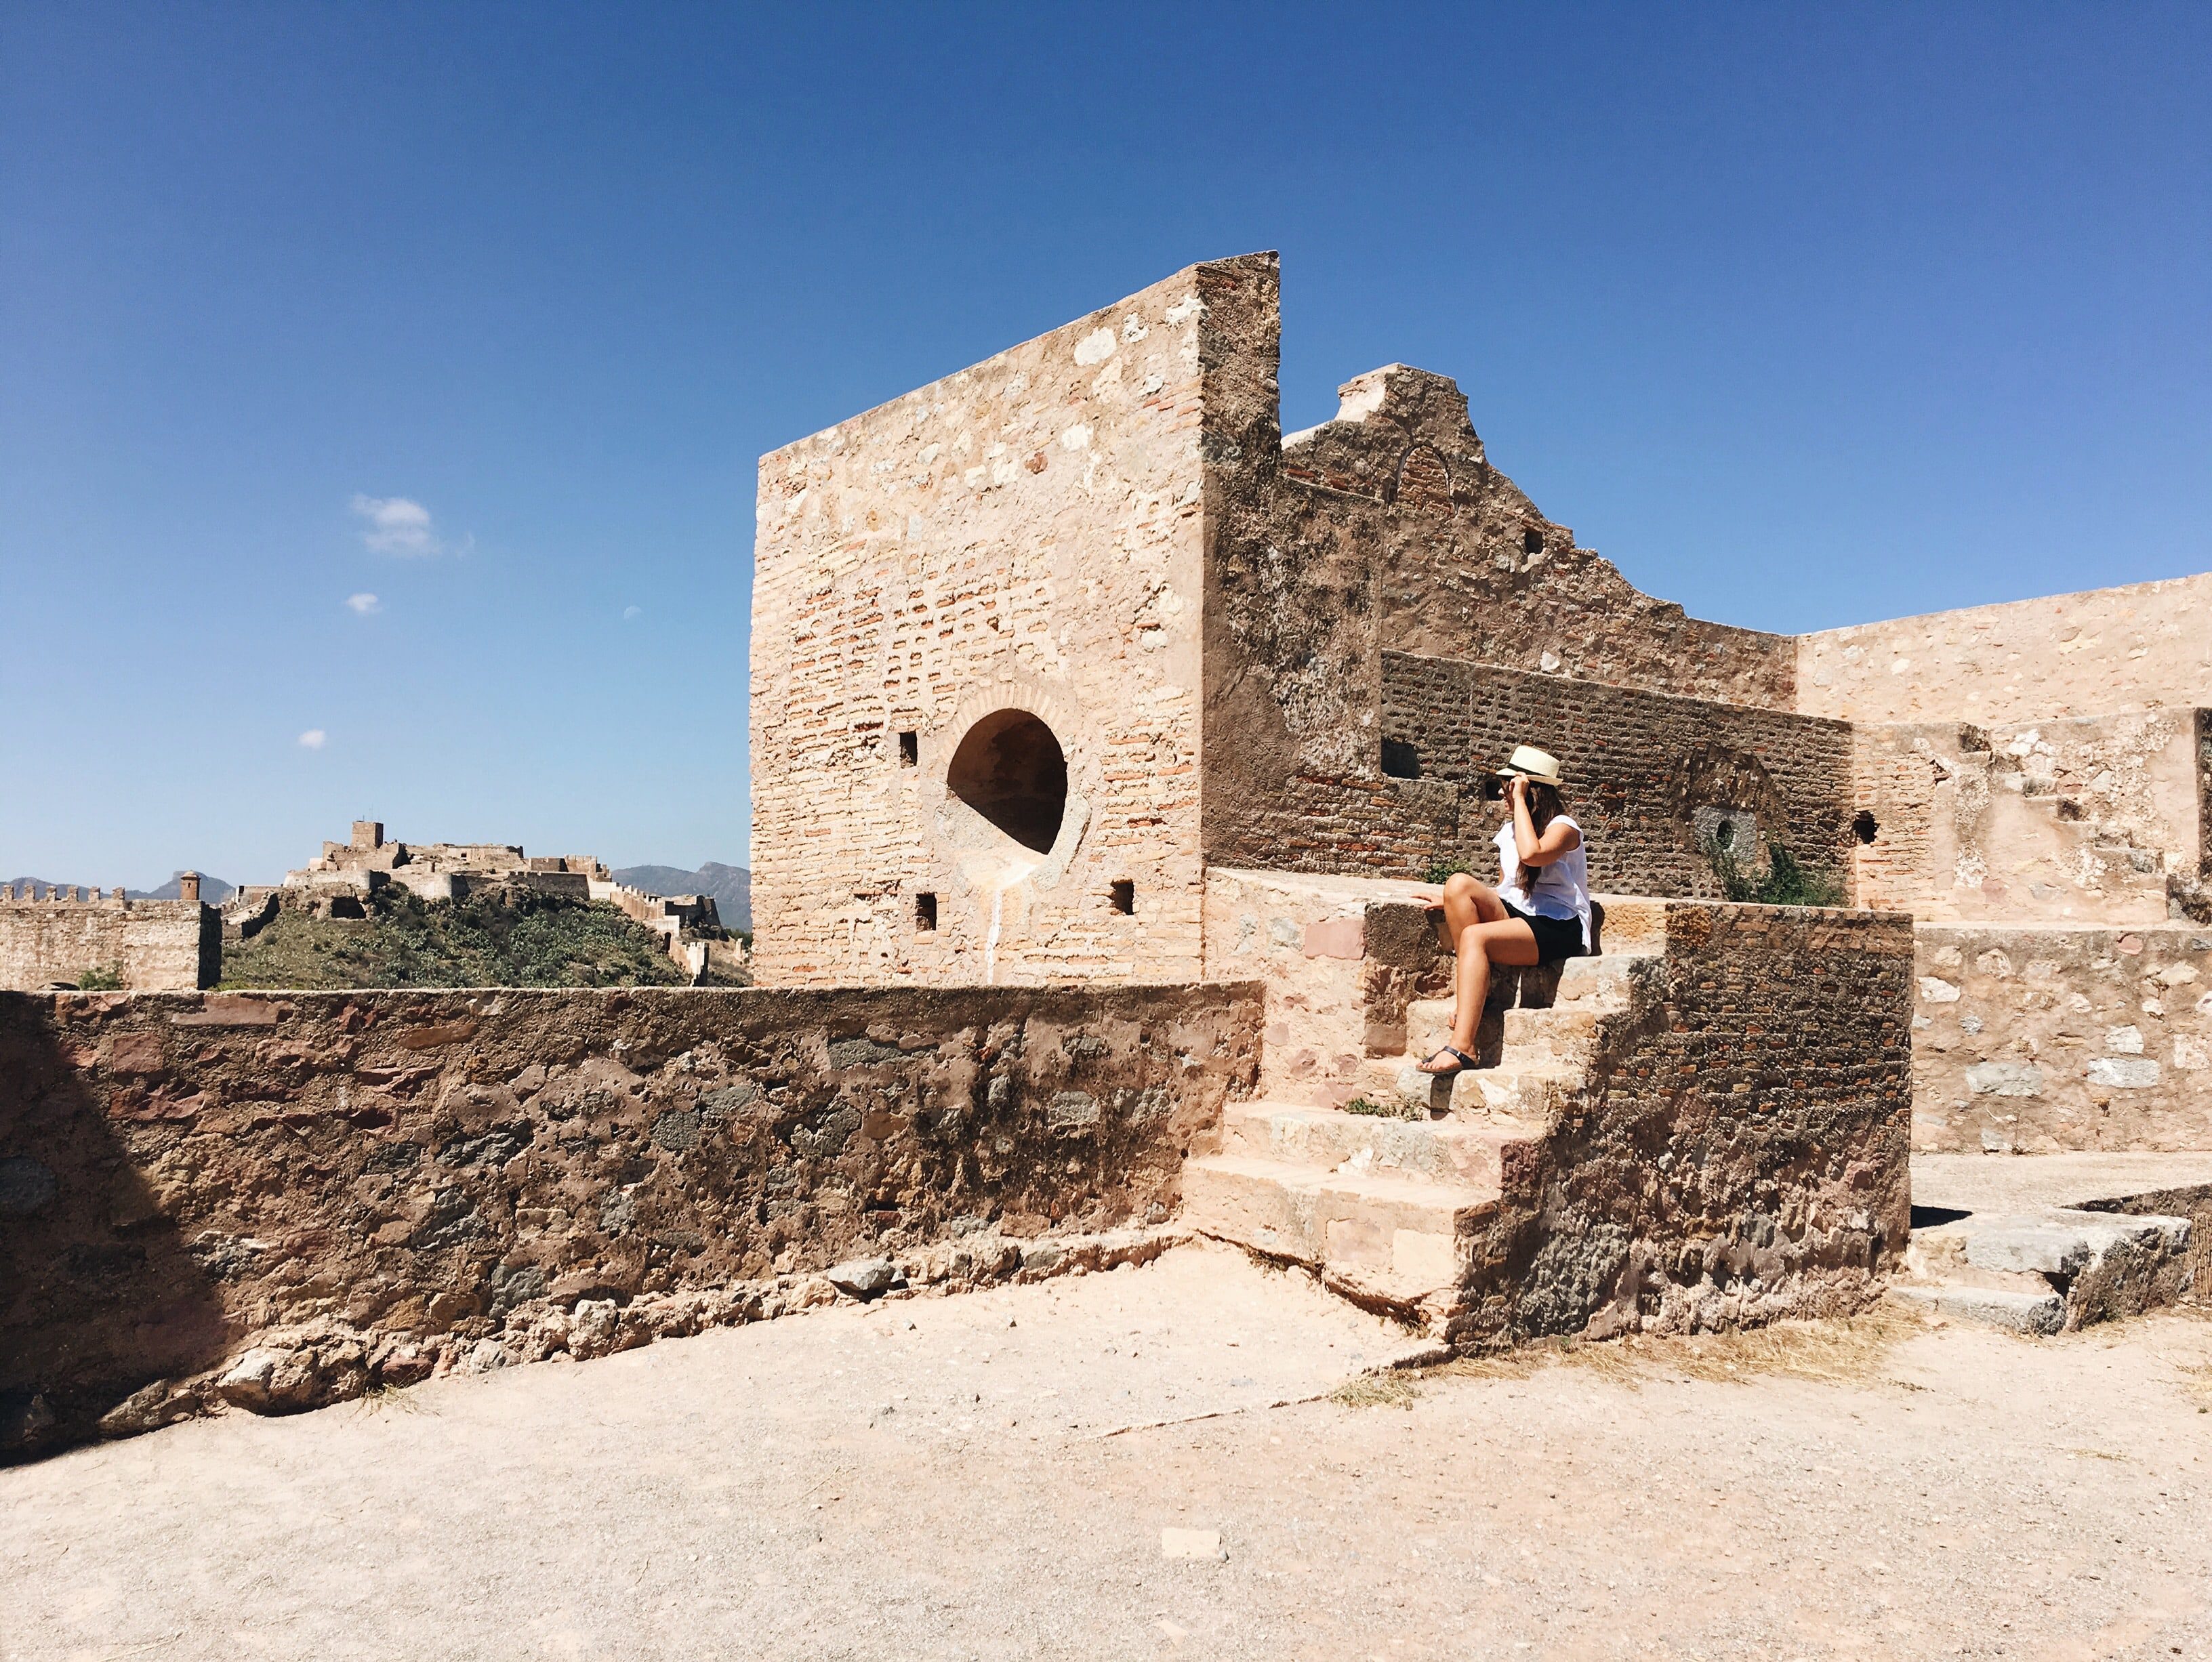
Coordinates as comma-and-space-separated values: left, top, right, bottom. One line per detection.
1432, 871, 1508, 950
1422, 875, 1540, 1067
1448, 919, 1542, 1052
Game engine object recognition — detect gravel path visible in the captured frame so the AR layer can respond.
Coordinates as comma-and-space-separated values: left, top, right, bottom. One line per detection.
7, 1241, 2211, 1660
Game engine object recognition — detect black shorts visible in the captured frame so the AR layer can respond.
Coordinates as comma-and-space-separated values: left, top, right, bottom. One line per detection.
1502, 898, 1585, 962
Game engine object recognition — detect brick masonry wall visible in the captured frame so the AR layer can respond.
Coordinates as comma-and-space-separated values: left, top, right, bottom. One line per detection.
1380, 656, 1856, 895
1910, 924, 2212, 1152
1798, 572, 2212, 726
0, 898, 216, 992
1204, 651, 1852, 890
1458, 904, 1914, 1348
0, 981, 1258, 1457
747, 257, 1254, 989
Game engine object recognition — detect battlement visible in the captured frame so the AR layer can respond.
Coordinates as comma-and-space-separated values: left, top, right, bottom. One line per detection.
0, 884, 216, 991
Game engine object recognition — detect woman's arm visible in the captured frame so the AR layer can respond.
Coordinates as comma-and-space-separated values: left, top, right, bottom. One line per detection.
1509, 776, 1584, 867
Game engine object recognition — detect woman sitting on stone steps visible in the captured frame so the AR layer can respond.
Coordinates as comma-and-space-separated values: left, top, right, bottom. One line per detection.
1414, 745, 1591, 1078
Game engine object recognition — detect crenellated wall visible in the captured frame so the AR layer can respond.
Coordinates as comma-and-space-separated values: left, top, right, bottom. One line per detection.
0, 888, 217, 993
0, 980, 1259, 1456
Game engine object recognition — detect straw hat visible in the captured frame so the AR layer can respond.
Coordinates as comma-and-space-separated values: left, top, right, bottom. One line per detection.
1498, 745, 1564, 787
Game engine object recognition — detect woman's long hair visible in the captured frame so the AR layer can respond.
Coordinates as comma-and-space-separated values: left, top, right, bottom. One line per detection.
1516, 781, 1566, 896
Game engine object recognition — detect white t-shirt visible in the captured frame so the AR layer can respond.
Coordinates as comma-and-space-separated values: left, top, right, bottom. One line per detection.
1494, 814, 1592, 952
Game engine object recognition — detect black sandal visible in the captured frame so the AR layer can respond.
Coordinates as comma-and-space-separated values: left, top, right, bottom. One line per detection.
1416, 1045, 1477, 1077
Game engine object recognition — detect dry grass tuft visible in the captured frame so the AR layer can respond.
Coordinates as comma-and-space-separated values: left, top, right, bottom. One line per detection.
1422, 1304, 1928, 1395
1328, 1373, 1423, 1410
351, 1382, 433, 1418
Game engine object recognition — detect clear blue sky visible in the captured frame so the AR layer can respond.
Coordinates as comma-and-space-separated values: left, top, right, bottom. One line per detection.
5, 3, 2207, 888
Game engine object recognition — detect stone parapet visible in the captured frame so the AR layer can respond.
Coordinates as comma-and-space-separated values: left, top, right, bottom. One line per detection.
0, 980, 1258, 1457
1798, 572, 2212, 726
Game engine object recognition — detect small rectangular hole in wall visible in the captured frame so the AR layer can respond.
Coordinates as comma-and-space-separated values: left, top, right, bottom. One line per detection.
1380, 738, 1421, 779
897, 731, 918, 767
1109, 879, 1134, 915
915, 892, 937, 930
1522, 527, 1546, 556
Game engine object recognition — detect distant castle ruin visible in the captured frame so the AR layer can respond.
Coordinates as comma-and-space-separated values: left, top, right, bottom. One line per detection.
0, 823, 740, 991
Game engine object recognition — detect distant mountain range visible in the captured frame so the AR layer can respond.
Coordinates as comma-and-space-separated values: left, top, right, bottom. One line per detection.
612, 863, 750, 932
6, 873, 237, 902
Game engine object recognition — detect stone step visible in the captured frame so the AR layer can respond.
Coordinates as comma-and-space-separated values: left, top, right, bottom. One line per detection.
1899, 1206, 2193, 1333
1182, 1152, 1494, 1303
1886, 1283, 2064, 1335
1404, 998, 1606, 1067
1361, 1054, 1586, 1122
1223, 1098, 1536, 1189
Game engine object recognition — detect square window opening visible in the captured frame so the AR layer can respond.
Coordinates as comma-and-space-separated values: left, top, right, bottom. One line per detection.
1109, 879, 1135, 915
1380, 738, 1421, 779
915, 892, 937, 931
897, 730, 919, 767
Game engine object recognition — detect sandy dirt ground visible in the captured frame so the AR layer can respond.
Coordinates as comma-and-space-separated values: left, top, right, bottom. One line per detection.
6, 1239, 2212, 1661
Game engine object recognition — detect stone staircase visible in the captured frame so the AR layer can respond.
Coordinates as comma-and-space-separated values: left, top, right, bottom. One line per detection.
1183, 871, 1664, 1331
1889, 1203, 2194, 1334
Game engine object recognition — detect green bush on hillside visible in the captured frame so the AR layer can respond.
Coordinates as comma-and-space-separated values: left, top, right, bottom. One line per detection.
219, 886, 693, 990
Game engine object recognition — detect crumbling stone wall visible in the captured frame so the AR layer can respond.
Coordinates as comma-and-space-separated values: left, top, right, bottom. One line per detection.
1798, 573, 2212, 726
0, 981, 1258, 1456
1374, 655, 1853, 893
0, 892, 216, 992
1910, 924, 2212, 1152
1849, 709, 2207, 923
1458, 905, 1914, 1348
1197, 346, 1799, 881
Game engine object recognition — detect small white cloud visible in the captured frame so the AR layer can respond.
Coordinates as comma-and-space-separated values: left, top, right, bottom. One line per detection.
622, 604, 642, 621
350, 494, 464, 557
346, 592, 380, 615
298, 729, 327, 750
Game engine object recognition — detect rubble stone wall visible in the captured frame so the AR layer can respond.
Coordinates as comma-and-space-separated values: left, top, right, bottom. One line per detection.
1461, 904, 1915, 1348
0, 898, 217, 993
1851, 709, 2208, 924
1375, 655, 1854, 894
1909, 923, 2212, 1152
1798, 573, 2212, 726
0, 981, 1259, 1457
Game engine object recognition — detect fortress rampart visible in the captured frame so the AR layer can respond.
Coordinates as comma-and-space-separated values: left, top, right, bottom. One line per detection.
0, 980, 1258, 1450
0, 881, 216, 993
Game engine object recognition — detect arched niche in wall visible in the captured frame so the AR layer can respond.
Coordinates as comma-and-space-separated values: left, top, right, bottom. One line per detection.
945, 709, 1070, 856
1393, 444, 1454, 517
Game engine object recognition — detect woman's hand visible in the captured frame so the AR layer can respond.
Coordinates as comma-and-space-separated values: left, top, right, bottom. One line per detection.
1504, 773, 1529, 807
